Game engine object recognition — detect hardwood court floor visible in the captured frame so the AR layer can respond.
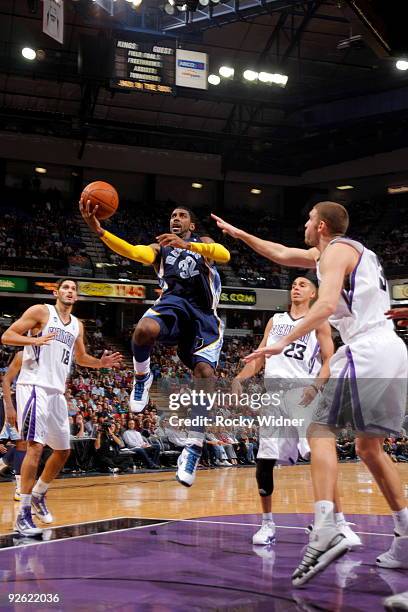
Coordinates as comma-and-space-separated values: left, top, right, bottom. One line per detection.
0, 462, 407, 535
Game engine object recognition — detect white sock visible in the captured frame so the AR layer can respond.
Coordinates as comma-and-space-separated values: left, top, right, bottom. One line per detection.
20, 494, 31, 509
15, 475, 21, 490
392, 507, 408, 536
262, 512, 273, 524
314, 500, 336, 530
133, 357, 150, 376
187, 434, 204, 447
335, 512, 346, 525
32, 478, 49, 496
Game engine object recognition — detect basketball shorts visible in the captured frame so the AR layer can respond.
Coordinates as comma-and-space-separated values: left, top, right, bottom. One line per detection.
143, 294, 224, 370
257, 386, 317, 464
312, 331, 408, 436
16, 384, 70, 450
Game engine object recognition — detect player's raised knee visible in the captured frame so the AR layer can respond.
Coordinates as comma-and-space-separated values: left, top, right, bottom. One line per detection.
193, 361, 214, 379
133, 318, 160, 345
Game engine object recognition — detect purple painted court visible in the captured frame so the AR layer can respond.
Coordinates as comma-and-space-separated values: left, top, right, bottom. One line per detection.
0, 513, 405, 610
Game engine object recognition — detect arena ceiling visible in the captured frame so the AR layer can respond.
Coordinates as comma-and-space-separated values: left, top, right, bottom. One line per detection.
0, 0, 408, 175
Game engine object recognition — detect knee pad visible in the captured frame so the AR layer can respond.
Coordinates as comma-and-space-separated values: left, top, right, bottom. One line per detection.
256, 458, 276, 497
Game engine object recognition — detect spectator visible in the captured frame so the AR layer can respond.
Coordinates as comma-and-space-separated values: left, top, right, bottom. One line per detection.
122, 420, 160, 469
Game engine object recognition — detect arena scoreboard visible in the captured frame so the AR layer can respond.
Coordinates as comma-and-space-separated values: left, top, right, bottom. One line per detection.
111, 39, 175, 94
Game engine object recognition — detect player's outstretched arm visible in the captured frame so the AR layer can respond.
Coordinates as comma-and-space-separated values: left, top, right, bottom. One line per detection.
1, 305, 55, 347
211, 213, 318, 269
244, 244, 355, 363
2, 351, 23, 427
74, 321, 123, 369
79, 198, 158, 265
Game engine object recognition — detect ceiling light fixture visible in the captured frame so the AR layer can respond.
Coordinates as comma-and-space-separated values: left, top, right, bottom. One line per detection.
250, 188, 262, 195
243, 69, 258, 81
208, 74, 220, 85
35, 167, 47, 174
396, 59, 408, 71
219, 66, 234, 78
336, 185, 354, 190
22, 47, 36, 61
192, 182, 203, 189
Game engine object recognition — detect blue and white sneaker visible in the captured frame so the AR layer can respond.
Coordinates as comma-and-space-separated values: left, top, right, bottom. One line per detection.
14, 507, 42, 537
129, 372, 153, 413
176, 445, 202, 487
32, 493, 53, 524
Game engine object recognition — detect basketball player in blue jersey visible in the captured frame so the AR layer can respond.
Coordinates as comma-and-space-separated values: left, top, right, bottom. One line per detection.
1, 351, 26, 501
80, 201, 230, 486
1, 279, 122, 536
213, 203, 408, 585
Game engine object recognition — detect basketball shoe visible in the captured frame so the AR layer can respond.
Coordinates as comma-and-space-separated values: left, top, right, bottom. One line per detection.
377, 533, 408, 569
252, 522, 276, 545
292, 526, 349, 586
32, 493, 53, 524
176, 445, 202, 487
15, 507, 42, 537
306, 520, 361, 549
129, 372, 153, 413
383, 592, 408, 611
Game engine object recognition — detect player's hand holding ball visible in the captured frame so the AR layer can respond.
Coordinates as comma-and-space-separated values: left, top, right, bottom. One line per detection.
79, 181, 119, 236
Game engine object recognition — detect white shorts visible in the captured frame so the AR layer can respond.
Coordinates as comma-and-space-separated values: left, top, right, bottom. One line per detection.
16, 384, 70, 450
313, 332, 408, 436
257, 387, 316, 464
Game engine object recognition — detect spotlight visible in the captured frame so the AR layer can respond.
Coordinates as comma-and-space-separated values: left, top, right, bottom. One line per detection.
250, 188, 262, 195
208, 74, 220, 85
192, 182, 203, 189
199, 0, 209, 5
219, 66, 234, 78
396, 59, 408, 71
243, 69, 258, 81
271, 73, 288, 86
22, 47, 36, 61
176, 3, 187, 10
35, 167, 47, 174
131, 0, 143, 6
258, 72, 271, 83
336, 185, 354, 190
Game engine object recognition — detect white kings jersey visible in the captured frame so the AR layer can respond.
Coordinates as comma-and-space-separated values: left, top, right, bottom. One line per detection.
316, 237, 394, 345
17, 304, 80, 393
264, 312, 321, 379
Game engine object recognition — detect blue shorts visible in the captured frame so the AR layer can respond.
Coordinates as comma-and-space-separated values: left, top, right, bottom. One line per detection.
143, 294, 224, 370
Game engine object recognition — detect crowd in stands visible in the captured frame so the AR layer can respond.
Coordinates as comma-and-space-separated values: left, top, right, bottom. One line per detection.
0, 184, 90, 274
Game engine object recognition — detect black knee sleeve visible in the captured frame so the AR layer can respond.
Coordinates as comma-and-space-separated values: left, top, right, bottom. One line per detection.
256, 458, 276, 497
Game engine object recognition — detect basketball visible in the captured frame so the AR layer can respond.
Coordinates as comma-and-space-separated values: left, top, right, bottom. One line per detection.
80, 181, 119, 220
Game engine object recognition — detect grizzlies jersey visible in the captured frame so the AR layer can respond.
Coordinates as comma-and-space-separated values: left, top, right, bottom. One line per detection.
18, 304, 79, 393
264, 312, 321, 379
316, 237, 394, 345
155, 234, 222, 311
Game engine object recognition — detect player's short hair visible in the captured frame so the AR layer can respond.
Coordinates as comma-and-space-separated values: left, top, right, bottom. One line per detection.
313, 201, 349, 236
56, 278, 78, 290
171, 205, 197, 225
